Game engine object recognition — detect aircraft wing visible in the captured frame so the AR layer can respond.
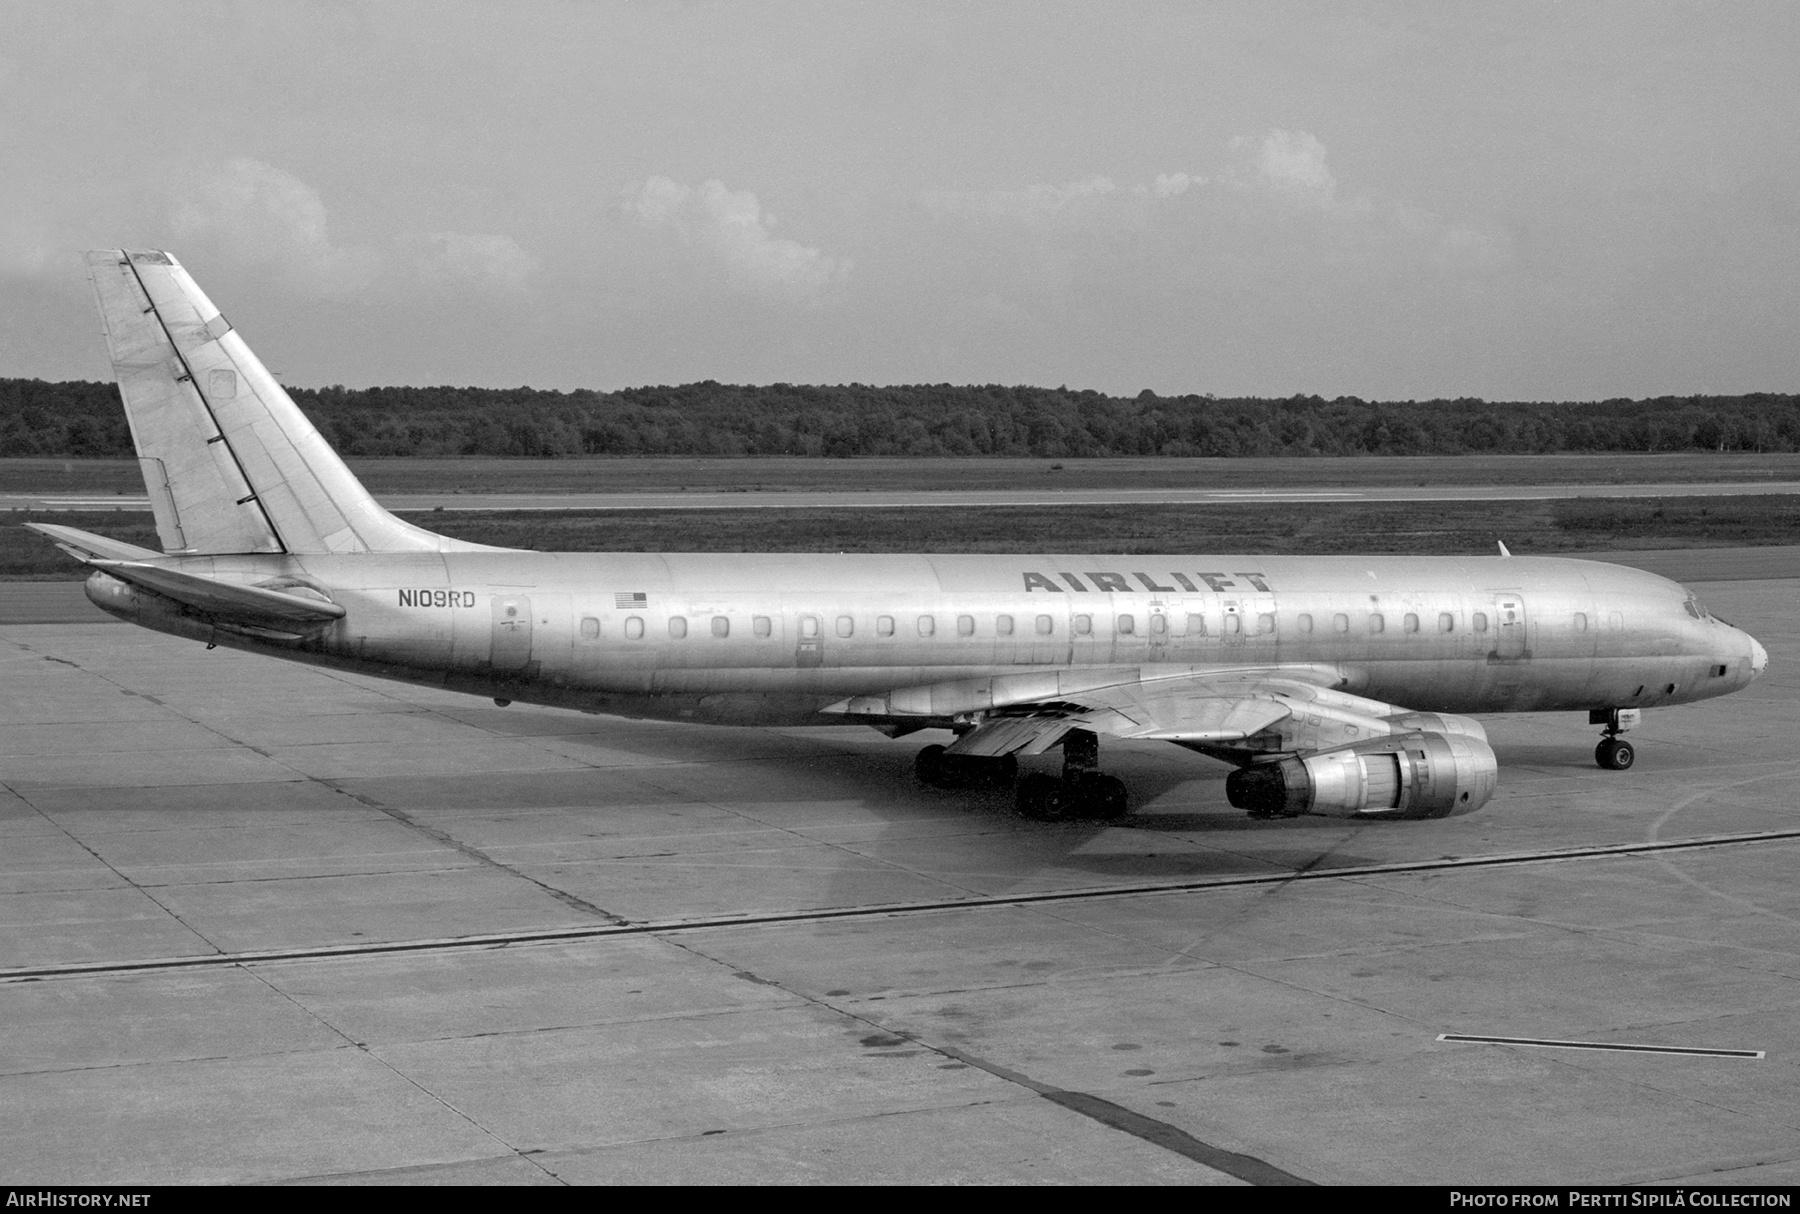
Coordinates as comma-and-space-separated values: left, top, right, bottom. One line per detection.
825, 665, 1476, 759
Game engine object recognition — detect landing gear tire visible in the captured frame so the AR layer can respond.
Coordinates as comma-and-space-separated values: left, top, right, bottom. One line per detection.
1074, 772, 1129, 819
1016, 773, 1073, 821
1595, 738, 1635, 770
1016, 772, 1127, 820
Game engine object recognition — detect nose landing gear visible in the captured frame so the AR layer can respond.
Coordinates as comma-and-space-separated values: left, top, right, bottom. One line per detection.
1590, 707, 1641, 770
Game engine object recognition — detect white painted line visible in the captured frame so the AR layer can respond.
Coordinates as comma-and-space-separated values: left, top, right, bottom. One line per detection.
1438, 1033, 1763, 1059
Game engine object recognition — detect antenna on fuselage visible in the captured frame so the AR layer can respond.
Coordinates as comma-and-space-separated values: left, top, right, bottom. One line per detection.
1496, 541, 1512, 558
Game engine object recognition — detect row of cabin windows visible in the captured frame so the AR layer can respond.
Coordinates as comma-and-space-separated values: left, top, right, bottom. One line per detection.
579, 608, 1546, 641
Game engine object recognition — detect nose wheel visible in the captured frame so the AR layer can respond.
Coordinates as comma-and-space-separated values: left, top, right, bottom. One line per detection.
1589, 708, 1641, 770
1595, 737, 1635, 770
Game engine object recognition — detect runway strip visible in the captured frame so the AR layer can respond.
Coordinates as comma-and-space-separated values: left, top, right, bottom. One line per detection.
9, 825, 1797, 984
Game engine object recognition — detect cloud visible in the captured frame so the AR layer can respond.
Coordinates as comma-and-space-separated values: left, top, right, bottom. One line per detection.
626, 176, 848, 304
1233, 129, 1336, 205
918, 131, 1511, 286
403, 231, 537, 291
173, 158, 379, 295
170, 159, 539, 296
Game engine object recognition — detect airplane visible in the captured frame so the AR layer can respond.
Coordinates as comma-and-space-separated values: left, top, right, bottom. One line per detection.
28, 250, 1768, 822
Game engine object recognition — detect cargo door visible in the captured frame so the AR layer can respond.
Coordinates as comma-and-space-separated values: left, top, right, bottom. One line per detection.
492, 594, 533, 670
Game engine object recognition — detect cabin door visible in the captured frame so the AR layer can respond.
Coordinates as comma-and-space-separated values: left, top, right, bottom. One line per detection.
491, 595, 533, 670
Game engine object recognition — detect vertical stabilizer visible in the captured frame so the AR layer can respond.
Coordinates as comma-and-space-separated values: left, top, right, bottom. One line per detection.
87, 250, 501, 555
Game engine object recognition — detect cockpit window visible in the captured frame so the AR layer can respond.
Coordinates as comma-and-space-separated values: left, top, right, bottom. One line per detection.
1683, 596, 1712, 621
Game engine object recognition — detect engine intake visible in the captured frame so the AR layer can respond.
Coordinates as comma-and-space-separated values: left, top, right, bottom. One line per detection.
1225, 731, 1498, 820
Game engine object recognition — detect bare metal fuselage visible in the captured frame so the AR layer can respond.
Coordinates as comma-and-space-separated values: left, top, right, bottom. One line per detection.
86, 549, 1764, 729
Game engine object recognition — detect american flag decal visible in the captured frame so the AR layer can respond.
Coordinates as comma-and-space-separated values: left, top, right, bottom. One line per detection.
614, 592, 647, 609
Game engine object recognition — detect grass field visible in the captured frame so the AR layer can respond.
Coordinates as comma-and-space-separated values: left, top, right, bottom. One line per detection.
9, 495, 1800, 580
7, 451, 1800, 497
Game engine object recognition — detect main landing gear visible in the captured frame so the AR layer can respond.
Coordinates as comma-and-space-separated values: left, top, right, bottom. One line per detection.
1590, 707, 1641, 770
914, 728, 1129, 821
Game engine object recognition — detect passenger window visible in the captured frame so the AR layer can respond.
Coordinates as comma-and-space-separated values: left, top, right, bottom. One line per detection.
625, 616, 644, 639
1333, 613, 1349, 633
1035, 614, 1054, 636
1403, 613, 1419, 633
669, 617, 688, 638
957, 614, 975, 637
1297, 613, 1313, 633
1224, 614, 1241, 635
579, 616, 600, 639
836, 615, 854, 638
1609, 611, 1623, 630
1369, 614, 1384, 633
918, 615, 935, 637
1117, 614, 1135, 635
1438, 612, 1454, 633
1150, 614, 1167, 636
1472, 612, 1488, 632
877, 615, 895, 636
996, 614, 1014, 635
753, 615, 772, 638
1073, 614, 1091, 636
712, 616, 729, 638
1573, 612, 1588, 631
1187, 613, 1206, 635
1257, 613, 1276, 634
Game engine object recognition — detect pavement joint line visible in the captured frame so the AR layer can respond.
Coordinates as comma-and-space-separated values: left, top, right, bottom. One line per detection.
5, 826, 1800, 982
1437, 1034, 1765, 1059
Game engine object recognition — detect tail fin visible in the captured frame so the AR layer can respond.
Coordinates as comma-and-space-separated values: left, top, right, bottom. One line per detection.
87, 249, 501, 555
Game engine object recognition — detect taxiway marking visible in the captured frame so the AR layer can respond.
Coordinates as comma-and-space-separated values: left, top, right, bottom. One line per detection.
1438, 1034, 1763, 1059
6, 826, 1799, 983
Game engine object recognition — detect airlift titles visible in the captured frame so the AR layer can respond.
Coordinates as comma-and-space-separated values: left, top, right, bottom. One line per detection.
1020, 570, 1273, 594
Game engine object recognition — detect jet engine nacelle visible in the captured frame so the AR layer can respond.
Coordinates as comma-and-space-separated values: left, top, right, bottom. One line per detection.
1225, 731, 1498, 820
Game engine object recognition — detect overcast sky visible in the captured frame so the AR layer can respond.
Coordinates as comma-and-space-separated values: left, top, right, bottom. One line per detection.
3, 2, 1796, 400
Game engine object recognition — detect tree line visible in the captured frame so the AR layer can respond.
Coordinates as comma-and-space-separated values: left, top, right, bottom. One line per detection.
4, 377, 1798, 459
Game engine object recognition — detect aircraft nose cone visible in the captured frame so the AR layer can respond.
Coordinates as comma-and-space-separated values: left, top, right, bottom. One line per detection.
1751, 637, 1768, 678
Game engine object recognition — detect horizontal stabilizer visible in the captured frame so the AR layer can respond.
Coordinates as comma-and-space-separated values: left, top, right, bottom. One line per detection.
88, 560, 346, 623
24, 522, 164, 563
